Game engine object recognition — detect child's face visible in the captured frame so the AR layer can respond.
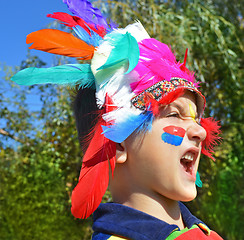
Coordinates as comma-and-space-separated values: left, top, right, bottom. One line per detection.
123, 91, 206, 202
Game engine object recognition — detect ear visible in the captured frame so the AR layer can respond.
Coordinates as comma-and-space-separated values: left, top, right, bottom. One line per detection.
116, 142, 127, 163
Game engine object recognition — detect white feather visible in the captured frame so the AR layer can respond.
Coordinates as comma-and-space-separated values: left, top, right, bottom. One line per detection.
91, 21, 150, 112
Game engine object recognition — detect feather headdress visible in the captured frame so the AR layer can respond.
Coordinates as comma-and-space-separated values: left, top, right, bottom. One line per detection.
11, 0, 221, 219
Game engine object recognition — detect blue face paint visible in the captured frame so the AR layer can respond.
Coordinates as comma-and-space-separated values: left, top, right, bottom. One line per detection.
161, 125, 186, 146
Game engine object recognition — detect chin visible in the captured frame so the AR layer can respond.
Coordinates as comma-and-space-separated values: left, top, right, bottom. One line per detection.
178, 186, 197, 202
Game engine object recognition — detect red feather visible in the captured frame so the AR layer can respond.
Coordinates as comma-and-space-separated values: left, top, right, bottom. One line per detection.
71, 95, 117, 219
145, 88, 185, 115
71, 119, 116, 219
179, 48, 189, 72
200, 117, 221, 160
157, 88, 185, 106
104, 94, 118, 176
26, 29, 95, 60
47, 12, 106, 37
47, 12, 79, 27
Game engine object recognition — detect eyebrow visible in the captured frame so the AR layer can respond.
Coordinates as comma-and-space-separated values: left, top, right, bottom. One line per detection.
169, 102, 186, 113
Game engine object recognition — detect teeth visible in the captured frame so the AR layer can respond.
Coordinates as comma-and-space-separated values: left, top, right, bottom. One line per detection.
182, 152, 194, 161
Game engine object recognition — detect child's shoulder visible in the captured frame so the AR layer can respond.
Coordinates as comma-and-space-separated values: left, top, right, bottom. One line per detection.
92, 203, 223, 240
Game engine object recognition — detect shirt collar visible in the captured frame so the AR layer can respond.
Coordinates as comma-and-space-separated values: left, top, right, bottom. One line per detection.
93, 202, 207, 240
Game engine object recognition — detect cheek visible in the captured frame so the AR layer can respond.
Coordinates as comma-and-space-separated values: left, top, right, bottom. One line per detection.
161, 125, 186, 146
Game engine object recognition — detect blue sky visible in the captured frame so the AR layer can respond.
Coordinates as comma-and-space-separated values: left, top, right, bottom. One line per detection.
0, 0, 70, 68
0, 1, 71, 147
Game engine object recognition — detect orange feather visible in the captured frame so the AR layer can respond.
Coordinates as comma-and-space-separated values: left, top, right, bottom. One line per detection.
26, 29, 95, 60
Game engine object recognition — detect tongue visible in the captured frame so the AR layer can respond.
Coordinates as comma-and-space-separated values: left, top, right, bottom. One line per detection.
181, 158, 192, 173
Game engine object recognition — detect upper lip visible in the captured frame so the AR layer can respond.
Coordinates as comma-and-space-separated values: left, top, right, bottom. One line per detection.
181, 147, 199, 161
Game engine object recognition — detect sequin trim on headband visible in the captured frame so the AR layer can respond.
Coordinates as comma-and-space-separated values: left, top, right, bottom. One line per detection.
131, 77, 198, 110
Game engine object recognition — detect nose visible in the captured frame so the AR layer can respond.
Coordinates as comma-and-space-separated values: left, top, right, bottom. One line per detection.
187, 121, 207, 144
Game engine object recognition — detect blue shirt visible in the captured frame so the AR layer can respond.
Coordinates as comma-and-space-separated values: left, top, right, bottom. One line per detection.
92, 202, 220, 240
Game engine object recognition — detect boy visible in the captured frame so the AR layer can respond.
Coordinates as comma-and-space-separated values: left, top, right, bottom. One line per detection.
12, 0, 222, 239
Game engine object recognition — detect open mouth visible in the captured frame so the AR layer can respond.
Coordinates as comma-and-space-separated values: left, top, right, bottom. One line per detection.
180, 152, 196, 177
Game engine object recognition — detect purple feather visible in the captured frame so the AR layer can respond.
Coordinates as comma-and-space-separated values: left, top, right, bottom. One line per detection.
63, 0, 108, 28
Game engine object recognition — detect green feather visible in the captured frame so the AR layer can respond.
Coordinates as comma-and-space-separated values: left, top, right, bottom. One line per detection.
97, 32, 139, 74
195, 171, 203, 188
11, 64, 95, 89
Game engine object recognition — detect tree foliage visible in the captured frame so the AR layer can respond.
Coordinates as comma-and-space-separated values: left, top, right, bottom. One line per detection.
1, 0, 243, 239
1, 56, 93, 239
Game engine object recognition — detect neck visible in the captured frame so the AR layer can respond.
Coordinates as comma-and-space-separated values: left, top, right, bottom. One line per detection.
113, 192, 185, 230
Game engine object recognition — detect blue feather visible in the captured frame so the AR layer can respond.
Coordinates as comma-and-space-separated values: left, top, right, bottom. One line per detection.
73, 25, 102, 47
97, 32, 139, 74
102, 111, 153, 143
11, 64, 95, 88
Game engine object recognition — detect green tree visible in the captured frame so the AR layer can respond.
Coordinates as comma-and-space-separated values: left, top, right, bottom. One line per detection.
0, 55, 93, 239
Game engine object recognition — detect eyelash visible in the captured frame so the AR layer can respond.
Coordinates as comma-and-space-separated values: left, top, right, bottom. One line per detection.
167, 112, 202, 126
167, 112, 180, 118
166, 108, 202, 124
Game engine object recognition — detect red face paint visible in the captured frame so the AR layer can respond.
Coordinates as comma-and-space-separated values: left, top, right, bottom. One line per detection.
162, 126, 186, 146
163, 126, 186, 137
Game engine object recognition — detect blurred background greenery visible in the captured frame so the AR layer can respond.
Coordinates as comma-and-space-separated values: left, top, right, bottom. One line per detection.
0, 0, 243, 239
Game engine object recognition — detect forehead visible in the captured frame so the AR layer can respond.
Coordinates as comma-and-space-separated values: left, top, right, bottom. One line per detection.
167, 91, 197, 112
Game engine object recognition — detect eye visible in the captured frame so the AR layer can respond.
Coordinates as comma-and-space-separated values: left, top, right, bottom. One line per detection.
166, 112, 180, 118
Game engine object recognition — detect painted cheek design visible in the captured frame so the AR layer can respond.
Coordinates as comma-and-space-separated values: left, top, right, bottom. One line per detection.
161, 125, 186, 146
